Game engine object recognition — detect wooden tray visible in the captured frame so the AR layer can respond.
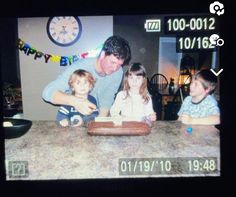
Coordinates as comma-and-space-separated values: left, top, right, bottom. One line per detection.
87, 121, 151, 136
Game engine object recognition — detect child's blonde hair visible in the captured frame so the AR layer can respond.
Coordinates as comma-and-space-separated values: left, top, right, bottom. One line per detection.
68, 69, 96, 95
123, 63, 149, 103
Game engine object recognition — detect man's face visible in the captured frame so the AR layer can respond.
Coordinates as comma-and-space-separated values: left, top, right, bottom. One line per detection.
100, 54, 124, 75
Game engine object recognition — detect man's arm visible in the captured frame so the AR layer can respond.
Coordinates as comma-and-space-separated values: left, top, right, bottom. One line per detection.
52, 90, 96, 115
52, 90, 76, 105
42, 63, 77, 103
42, 61, 96, 115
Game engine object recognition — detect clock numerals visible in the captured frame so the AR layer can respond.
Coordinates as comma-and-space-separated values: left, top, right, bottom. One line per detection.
72, 32, 77, 37
51, 32, 56, 38
47, 16, 82, 47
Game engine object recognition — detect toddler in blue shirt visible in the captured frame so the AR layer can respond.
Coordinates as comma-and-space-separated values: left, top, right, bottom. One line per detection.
56, 69, 98, 127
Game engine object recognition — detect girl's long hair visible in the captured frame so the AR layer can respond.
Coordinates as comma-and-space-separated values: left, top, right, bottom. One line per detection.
123, 63, 149, 103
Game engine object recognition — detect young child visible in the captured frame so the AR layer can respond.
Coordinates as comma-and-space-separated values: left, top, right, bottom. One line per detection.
56, 69, 98, 127
178, 69, 220, 125
110, 63, 156, 125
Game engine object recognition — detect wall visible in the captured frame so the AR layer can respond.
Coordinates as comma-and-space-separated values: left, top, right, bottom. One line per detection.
1, 18, 20, 86
114, 15, 166, 79
18, 16, 113, 120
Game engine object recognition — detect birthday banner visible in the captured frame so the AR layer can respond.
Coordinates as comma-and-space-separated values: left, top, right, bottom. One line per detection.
17, 38, 103, 66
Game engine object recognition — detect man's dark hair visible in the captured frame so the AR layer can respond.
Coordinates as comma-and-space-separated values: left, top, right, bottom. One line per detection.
102, 35, 131, 66
194, 69, 218, 94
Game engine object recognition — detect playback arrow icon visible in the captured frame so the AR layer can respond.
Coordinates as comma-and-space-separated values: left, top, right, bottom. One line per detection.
210, 69, 223, 76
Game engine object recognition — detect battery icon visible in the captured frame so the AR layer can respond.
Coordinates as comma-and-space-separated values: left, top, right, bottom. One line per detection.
144, 19, 161, 32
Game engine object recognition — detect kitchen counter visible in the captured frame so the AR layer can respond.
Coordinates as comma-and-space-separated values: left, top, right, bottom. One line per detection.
5, 121, 220, 180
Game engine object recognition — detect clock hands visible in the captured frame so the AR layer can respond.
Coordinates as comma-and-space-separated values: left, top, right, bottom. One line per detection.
47, 16, 82, 46
59, 25, 68, 35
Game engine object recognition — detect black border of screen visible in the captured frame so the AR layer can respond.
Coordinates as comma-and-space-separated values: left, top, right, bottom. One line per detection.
0, 0, 234, 195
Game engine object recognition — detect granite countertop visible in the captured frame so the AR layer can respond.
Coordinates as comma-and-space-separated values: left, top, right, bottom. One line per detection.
5, 121, 220, 180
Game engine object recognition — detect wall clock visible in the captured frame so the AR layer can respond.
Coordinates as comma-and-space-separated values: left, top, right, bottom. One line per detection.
47, 16, 82, 47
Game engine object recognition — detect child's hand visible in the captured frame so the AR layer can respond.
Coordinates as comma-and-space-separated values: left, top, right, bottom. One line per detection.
148, 112, 156, 121
59, 119, 69, 127
181, 114, 192, 124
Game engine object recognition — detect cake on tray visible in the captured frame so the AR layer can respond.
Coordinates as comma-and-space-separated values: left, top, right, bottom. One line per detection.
87, 117, 151, 136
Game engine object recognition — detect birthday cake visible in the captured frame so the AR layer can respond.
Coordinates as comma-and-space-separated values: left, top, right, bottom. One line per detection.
87, 117, 151, 136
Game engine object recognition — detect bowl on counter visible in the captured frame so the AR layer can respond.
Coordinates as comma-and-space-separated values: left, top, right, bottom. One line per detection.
3, 118, 32, 139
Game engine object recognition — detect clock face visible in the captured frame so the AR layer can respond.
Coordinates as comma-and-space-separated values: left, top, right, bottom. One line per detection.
47, 16, 82, 47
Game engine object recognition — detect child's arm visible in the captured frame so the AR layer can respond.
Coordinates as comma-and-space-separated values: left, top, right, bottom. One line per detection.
145, 95, 157, 121
180, 114, 220, 125
56, 106, 70, 127
148, 112, 156, 121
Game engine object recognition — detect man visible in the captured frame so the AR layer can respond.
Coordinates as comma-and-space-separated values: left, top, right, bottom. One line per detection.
42, 35, 131, 117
